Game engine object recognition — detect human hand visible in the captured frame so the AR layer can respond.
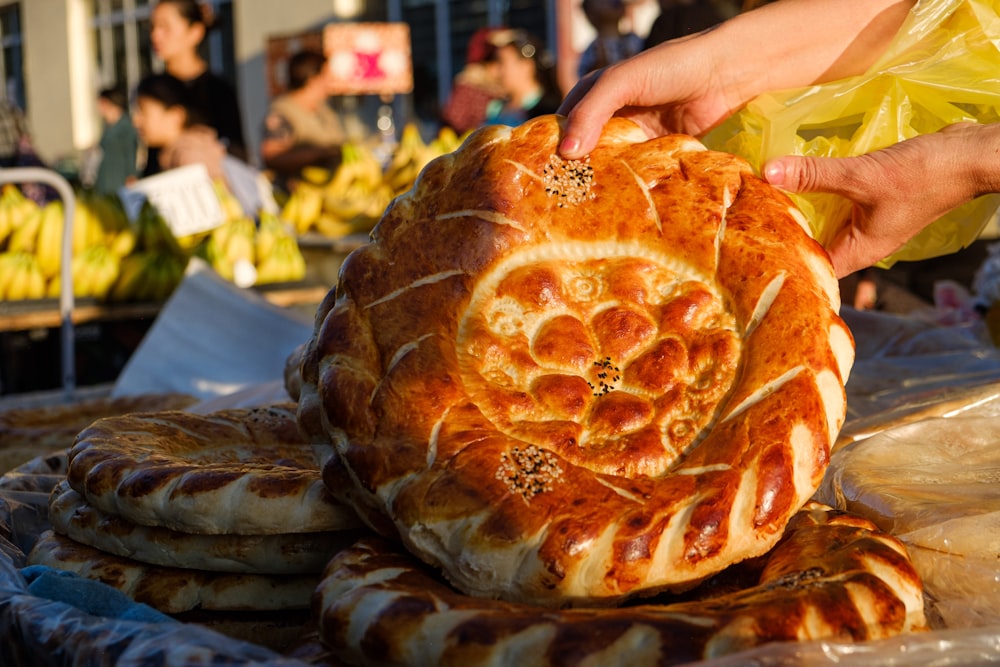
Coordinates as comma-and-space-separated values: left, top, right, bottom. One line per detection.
557, 0, 913, 160
557, 36, 746, 159
763, 123, 1000, 278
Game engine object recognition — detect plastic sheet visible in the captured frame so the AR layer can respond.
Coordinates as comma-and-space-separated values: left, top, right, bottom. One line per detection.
111, 259, 313, 401
816, 416, 1000, 630
704, 0, 1000, 266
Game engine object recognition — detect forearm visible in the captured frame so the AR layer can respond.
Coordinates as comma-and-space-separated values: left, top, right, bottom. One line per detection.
263, 144, 341, 175
704, 0, 915, 107
966, 123, 1000, 198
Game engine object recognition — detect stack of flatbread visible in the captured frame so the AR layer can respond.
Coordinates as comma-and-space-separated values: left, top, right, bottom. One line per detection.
25, 403, 365, 651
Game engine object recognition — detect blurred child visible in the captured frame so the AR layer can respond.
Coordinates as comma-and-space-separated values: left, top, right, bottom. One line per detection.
133, 73, 261, 215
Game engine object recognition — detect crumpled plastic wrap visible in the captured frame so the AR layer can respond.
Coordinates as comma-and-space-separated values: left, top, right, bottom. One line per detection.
839, 307, 1000, 425
704, 0, 1000, 267
816, 415, 1000, 631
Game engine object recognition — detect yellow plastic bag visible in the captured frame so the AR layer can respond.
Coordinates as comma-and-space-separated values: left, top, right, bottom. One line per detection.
704, 0, 1000, 267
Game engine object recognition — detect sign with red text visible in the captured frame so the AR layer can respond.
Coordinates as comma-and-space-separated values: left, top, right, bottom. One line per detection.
324, 22, 412, 96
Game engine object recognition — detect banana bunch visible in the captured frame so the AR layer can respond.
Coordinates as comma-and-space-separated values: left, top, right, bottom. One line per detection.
255, 235, 307, 285
83, 192, 138, 258
382, 123, 464, 196
197, 216, 256, 283
279, 141, 393, 237
320, 142, 394, 234
109, 250, 187, 302
254, 212, 306, 285
0, 250, 47, 300
135, 201, 185, 257
47, 244, 122, 299
0, 184, 39, 248
280, 181, 324, 235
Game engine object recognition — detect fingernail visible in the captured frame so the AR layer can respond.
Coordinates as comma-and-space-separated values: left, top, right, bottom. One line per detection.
763, 161, 785, 186
559, 137, 580, 156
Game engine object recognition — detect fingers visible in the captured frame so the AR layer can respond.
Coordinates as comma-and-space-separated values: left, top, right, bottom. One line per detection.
762, 155, 861, 197
558, 69, 630, 159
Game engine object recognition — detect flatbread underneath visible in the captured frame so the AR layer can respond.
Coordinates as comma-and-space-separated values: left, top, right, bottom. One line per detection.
27, 530, 319, 614
48, 480, 361, 574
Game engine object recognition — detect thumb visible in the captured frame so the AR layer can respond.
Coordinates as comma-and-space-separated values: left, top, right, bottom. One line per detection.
762, 155, 859, 197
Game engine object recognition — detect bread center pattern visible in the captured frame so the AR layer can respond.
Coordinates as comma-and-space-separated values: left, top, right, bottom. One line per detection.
457, 241, 741, 479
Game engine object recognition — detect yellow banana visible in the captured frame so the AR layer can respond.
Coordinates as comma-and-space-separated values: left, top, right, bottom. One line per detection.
71, 253, 96, 298
295, 184, 324, 234
5, 253, 31, 300
109, 226, 138, 258
279, 191, 301, 231
7, 207, 42, 254
225, 218, 256, 267
313, 214, 355, 239
35, 202, 64, 280
0, 193, 15, 246
0, 252, 20, 299
25, 258, 46, 300
110, 252, 148, 302
213, 180, 245, 222
46, 274, 61, 299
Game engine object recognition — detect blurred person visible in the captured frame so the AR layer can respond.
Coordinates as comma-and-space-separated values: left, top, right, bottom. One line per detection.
484, 29, 562, 127
644, 0, 733, 49
0, 100, 28, 168
0, 101, 56, 203
578, 0, 644, 78
134, 73, 261, 216
93, 86, 139, 194
146, 0, 247, 176
441, 27, 507, 133
260, 49, 345, 193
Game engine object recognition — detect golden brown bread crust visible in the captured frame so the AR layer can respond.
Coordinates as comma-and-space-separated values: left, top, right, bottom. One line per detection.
67, 404, 361, 535
314, 504, 926, 667
27, 530, 320, 614
298, 115, 854, 605
47, 480, 362, 574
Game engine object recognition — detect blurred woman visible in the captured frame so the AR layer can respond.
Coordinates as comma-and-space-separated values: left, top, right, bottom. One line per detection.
146, 0, 247, 174
483, 29, 562, 127
133, 73, 260, 215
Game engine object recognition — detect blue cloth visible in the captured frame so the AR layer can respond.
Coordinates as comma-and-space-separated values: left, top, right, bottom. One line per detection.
20, 564, 177, 624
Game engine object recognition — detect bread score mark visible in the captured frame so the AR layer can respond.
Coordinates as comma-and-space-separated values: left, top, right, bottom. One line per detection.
365, 270, 466, 310
720, 365, 806, 424
744, 273, 785, 340
620, 158, 661, 233
436, 210, 528, 233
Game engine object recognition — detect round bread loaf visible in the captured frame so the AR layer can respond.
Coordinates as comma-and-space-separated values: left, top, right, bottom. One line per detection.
298, 115, 854, 606
67, 404, 360, 535
314, 504, 926, 667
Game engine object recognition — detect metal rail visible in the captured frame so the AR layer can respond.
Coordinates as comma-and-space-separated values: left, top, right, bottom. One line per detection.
0, 168, 76, 399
